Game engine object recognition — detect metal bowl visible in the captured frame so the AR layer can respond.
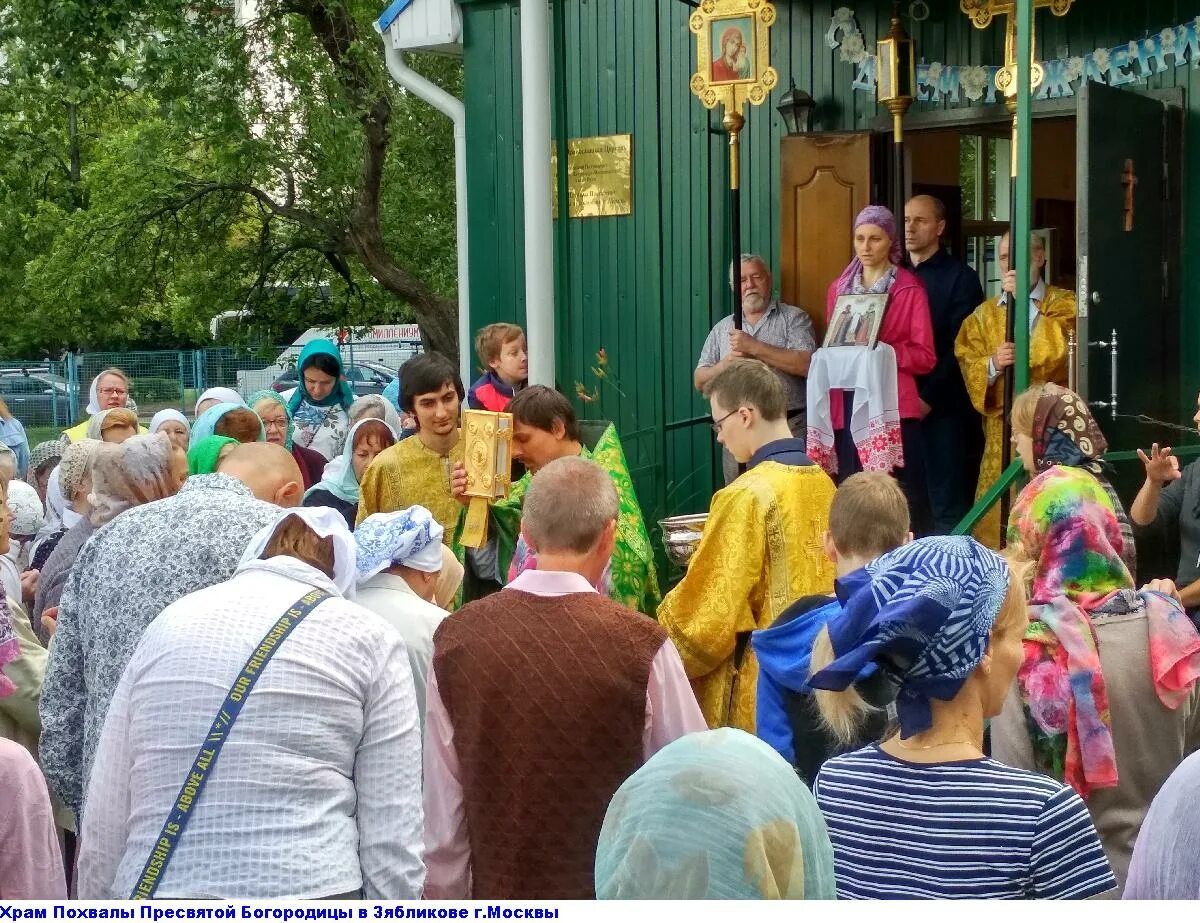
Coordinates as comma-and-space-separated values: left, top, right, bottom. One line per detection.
658, 513, 709, 568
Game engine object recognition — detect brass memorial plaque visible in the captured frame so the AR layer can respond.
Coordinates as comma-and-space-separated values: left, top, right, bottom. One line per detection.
551, 134, 633, 219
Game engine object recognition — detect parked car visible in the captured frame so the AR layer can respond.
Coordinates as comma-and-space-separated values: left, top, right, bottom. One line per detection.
0, 372, 73, 427
270, 362, 395, 397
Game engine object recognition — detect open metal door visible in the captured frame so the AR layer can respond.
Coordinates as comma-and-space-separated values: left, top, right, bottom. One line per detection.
1076, 82, 1182, 450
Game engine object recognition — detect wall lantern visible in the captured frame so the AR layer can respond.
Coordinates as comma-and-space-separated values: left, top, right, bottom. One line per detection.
776, 78, 816, 135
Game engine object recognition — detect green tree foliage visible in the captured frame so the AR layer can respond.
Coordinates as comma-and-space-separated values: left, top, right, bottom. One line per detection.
0, 0, 461, 361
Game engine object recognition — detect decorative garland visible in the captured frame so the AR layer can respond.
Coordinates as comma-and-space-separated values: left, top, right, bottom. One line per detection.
827, 6, 1200, 106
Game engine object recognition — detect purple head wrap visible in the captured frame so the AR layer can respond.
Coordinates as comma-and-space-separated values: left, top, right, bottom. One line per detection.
834, 205, 903, 295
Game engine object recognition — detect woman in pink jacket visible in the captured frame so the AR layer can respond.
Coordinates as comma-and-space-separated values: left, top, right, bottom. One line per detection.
823, 205, 936, 534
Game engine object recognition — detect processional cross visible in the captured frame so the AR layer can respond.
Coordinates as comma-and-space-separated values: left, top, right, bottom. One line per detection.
959, 0, 1074, 106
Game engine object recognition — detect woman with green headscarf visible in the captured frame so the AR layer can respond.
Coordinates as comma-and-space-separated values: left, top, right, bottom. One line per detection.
595, 729, 836, 900
187, 436, 239, 476
248, 390, 327, 489
284, 339, 355, 462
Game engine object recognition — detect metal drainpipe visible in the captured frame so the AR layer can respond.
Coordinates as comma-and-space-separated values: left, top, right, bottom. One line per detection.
519, 0, 556, 387
381, 43, 472, 386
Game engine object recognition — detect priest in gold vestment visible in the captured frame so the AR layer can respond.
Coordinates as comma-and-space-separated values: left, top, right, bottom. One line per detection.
356, 353, 465, 543
658, 360, 836, 731
954, 232, 1076, 547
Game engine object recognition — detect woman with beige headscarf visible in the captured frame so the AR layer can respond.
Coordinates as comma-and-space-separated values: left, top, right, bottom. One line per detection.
33, 434, 188, 633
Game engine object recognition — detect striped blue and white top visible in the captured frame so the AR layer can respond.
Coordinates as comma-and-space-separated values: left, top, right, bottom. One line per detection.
814, 745, 1116, 900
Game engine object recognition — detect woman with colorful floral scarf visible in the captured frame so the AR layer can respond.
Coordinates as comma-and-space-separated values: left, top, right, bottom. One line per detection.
1010, 382, 1137, 579
992, 465, 1200, 894
285, 340, 354, 461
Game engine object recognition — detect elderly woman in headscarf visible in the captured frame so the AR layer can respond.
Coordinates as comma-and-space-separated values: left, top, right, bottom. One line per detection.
0, 593, 67, 899
807, 535, 1115, 899
1010, 382, 1137, 579
285, 339, 354, 461
0, 397, 30, 479
28, 439, 100, 574
149, 409, 191, 453
810, 205, 937, 535
595, 728, 835, 899
190, 403, 264, 447
193, 387, 244, 419
991, 465, 1200, 894
1124, 750, 1200, 899
32, 434, 188, 632
248, 390, 327, 489
4, 481, 44, 572
354, 506, 462, 723
85, 408, 139, 444
304, 419, 397, 528
77, 507, 423, 899
24, 441, 63, 505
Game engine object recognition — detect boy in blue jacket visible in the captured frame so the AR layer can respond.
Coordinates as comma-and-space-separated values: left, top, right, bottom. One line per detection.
752, 472, 911, 783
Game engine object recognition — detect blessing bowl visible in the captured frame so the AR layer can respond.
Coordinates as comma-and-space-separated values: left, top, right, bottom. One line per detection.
658, 514, 709, 568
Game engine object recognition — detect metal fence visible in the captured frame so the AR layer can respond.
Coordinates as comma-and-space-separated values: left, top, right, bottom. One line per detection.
0, 338, 423, 430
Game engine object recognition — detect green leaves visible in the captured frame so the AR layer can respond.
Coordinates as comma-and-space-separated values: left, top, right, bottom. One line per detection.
0, 0, 460, 360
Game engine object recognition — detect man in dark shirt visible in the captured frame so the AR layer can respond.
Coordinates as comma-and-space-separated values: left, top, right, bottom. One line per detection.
905, 195, 986, 534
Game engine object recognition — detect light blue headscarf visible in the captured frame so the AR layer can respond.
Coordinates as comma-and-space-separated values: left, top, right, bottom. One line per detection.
190, 402, 263, 447
595, 729, 836, 900
304, 418, 396, 505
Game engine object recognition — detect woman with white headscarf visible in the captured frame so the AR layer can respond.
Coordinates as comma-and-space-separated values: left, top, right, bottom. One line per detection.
354, 506, 463, 722
1124, 750, 1200, 899
193, 387, 244, 419
62, 368, 137, 443
78, 507, 424, 899
149, 409, 191, 453
4, 481, 44, 571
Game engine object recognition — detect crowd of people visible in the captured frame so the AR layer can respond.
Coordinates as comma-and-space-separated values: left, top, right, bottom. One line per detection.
1, 222, 1200, 901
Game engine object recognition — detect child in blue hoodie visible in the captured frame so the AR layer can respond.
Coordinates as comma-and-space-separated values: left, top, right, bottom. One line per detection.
752, 472, 912, 784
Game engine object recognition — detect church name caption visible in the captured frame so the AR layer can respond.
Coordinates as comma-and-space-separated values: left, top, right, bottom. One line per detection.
826, 7, 1200, 106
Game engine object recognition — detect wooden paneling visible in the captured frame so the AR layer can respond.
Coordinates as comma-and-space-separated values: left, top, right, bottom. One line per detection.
458, 0, 1200, 531
780, 133, 874, 334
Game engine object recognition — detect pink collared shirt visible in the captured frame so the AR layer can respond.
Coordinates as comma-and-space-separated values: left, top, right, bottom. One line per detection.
422, 569, 706, 899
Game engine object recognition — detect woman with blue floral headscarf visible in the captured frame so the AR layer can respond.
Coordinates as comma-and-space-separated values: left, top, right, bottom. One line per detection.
303, 419, 396, 528
595, 728, 835, 900
807, 535, 1115, 899
286, 340, 354, 461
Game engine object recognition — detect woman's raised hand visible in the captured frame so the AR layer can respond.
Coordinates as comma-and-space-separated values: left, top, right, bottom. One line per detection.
1136, 443, 1182, 484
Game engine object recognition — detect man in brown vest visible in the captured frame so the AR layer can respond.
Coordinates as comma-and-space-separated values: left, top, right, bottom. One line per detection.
423, 456, 705, 899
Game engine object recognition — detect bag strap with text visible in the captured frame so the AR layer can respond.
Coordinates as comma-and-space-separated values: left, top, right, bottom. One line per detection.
129, 587, 332, 900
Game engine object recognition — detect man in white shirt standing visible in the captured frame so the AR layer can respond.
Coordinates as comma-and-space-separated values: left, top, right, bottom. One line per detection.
78, 508, 424, 900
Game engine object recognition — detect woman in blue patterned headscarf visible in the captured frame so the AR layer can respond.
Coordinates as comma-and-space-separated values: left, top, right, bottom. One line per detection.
595, 728, 835, 900
805, 536, 1116, 900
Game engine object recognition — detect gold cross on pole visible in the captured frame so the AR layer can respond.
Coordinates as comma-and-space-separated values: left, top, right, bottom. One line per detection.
960, 0, 1074, 103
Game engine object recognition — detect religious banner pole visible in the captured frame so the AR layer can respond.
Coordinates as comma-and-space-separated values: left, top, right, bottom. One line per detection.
876, 3, 916, 243
690, 0, 778, 332
962, 0, 1072, 524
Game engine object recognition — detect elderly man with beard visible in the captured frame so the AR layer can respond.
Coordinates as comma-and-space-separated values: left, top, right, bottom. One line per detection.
695, 254, 816, 483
